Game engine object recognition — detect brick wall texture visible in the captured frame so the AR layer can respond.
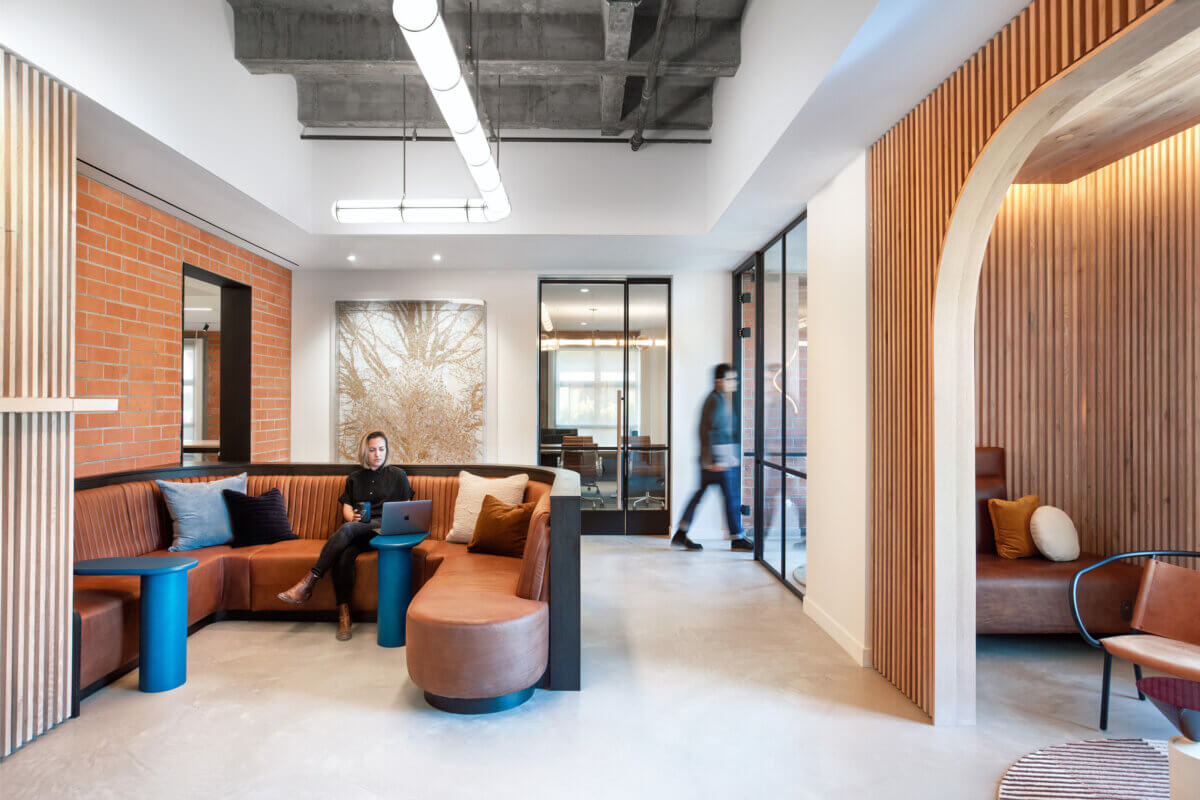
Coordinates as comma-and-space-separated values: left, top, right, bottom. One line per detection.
74, 176, 291, 477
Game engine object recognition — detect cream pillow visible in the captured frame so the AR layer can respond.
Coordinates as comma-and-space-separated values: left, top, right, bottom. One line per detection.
1029, 505, 1080, 562
448, 470, 529, 543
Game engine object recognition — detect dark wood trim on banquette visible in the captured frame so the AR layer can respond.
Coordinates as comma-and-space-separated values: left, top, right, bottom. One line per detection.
73, 462, 582, 695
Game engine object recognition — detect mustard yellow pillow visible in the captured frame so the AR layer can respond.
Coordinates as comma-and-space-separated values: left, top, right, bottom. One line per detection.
988, 495, 1040, 559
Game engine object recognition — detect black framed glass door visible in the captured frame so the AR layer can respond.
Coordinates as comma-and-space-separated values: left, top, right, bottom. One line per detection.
732, 213, 808, 596
538, 278, 671, 534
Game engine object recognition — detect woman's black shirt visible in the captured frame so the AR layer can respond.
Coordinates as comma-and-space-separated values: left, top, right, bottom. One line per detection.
336, 465, 413, 522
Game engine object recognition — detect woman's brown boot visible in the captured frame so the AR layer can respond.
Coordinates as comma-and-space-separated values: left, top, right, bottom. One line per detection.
277, 571, 317, 605
336, 604, 352, 641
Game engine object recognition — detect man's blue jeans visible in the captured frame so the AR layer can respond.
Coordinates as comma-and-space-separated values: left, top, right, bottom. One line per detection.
677, 466, 744, 539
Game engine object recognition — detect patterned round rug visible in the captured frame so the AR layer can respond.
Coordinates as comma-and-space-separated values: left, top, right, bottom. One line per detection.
998, 738, 1169, 799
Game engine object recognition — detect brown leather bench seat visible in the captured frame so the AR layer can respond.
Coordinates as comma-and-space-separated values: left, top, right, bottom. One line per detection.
72, 467, 560, 712
974, 447, 1142, 635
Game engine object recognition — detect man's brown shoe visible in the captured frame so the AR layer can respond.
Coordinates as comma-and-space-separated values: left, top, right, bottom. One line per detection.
336, 604, 352, 641
277, 571, 317, 604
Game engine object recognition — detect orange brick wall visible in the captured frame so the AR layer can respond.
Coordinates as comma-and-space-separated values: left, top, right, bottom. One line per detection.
74, 176, 292, 476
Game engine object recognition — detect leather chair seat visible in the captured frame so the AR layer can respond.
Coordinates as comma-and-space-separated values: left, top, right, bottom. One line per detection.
411, 539, 469, 590
976, 552, 1142, 634
245, 538, 378, 612
1102, 634, 1200, 682
407, 578, 548, 700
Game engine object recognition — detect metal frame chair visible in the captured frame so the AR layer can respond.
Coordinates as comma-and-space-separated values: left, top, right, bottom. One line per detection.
1070, 549, 1200, 730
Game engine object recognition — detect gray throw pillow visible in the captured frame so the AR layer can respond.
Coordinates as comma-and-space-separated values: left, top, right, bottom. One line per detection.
156, 473, 248, 552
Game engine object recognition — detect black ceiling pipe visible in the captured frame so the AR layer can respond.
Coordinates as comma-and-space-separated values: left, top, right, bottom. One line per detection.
629, 0, 675, 152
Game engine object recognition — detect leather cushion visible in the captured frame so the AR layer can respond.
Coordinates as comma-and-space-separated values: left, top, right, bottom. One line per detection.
246, 539, 378, 611
406, 583, 548, 699
1102, 634, 1200, 682
988, 495, 1040, 559
975, 447, 1006, 555
976, 552, 1142, 634
468, 495, 536, 558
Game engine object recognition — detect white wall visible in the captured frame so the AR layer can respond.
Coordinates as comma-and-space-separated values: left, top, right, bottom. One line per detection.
0, 0, 312, 228
706, 0, 877, 228
803, 153, 871, 666
291, 268, 729, 536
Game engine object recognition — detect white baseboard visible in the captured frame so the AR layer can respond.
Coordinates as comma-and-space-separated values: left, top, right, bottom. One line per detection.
804, 596, 871, 667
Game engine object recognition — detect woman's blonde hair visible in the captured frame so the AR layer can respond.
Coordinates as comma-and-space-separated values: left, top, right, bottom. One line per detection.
357, 430, 389, 468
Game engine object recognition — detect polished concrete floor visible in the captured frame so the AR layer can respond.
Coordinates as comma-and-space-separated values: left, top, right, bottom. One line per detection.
1, 538, 1177, 799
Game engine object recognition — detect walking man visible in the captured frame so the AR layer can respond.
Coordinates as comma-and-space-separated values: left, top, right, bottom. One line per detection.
672, 363, 754, 551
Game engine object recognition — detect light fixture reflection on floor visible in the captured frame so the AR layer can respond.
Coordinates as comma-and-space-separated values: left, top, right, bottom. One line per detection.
333, 0, 510, 224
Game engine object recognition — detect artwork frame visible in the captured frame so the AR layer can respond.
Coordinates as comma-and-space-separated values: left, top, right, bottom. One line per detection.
332, 299, 487, 464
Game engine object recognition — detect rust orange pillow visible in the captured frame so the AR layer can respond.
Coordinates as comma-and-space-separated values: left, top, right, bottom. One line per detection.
467, 494, 537, 558
988, 495, 1040, 559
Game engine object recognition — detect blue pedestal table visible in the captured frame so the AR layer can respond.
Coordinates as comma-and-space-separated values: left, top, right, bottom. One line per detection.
370, 533, 429, 647
73, 556, 199, 692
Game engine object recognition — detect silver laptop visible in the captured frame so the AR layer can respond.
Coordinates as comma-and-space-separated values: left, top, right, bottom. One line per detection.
379, 499, 433, 536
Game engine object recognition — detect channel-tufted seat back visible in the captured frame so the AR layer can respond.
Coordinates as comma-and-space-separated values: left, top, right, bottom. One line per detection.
74, 472, 553, 560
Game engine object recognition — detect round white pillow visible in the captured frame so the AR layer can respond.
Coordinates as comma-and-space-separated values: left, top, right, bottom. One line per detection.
1029, 505, 1080, 561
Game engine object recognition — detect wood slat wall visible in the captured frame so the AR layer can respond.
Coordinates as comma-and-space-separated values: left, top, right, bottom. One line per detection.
867, 0, 1171, 717
0, 50, 77, 758
977, 124, 1199, 562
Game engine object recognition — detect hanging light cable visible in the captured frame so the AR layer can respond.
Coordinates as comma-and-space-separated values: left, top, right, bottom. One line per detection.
333, 0, 510, 224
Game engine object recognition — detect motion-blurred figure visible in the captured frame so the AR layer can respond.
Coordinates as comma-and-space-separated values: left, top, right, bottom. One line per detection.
672, 363, 754, 552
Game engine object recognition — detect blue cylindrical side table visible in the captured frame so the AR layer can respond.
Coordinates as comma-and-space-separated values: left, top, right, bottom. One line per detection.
370, 533, 428, 647
74, 556, 198, 692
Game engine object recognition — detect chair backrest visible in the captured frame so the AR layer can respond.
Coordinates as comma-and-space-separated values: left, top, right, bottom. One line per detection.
562, 446, 599, 479
1130, 559, 1200, 645
561, 435, 593, 446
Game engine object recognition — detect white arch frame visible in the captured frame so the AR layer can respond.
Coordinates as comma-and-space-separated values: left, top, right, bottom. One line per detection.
928, 0, 1200, 725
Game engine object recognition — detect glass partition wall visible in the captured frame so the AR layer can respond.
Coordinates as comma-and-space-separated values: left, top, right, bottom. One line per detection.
539, 279, 671, 534
732, 213, 808, 596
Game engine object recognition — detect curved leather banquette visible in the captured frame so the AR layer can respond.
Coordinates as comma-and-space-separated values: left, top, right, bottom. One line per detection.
73, 463, 576, 711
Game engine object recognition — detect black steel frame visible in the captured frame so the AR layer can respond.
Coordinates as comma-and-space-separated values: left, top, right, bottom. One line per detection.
730, 210, 808, 599
536, 277, 672, 535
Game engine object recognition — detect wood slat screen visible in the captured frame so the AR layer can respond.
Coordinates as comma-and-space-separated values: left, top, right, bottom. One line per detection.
867, 0, 1171, 717
1, 49, 77, 757
977, 124, 1199, 563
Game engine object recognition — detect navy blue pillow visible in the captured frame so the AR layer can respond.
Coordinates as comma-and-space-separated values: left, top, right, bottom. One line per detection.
221, 488, 297, 548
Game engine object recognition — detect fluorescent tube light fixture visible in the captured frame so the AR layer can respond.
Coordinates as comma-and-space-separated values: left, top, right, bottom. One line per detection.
333, 0, 510, 224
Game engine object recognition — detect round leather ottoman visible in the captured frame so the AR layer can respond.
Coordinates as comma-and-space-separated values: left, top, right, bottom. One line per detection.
405, 584, 549, 714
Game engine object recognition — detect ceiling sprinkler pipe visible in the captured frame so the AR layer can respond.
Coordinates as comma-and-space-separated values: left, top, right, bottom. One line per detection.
630, 0, 676, 152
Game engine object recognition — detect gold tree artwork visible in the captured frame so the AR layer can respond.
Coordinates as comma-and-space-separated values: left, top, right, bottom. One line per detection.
334, 300, 485, 463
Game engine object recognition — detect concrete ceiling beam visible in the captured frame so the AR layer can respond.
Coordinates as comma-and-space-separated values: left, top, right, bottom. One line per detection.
231, 9, 739, 72
601, 0, 639, 136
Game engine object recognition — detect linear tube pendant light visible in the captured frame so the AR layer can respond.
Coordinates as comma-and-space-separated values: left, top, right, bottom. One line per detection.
333, 0, 510, 224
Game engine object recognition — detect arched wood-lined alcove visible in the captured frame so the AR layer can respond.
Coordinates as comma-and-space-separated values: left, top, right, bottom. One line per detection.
867, 0, 1200, 723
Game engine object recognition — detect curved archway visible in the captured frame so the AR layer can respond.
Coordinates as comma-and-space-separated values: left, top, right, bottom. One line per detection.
867, 0, 1200, 724
932, 1, 1200, 724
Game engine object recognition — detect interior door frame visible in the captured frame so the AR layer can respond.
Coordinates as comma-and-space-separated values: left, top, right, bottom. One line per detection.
537, 277, 672, 535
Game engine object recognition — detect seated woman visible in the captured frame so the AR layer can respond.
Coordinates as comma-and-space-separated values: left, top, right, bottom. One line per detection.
278, 430, 413, 640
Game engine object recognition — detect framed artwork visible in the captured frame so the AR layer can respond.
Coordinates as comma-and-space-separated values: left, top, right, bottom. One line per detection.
334, 300, 486, 463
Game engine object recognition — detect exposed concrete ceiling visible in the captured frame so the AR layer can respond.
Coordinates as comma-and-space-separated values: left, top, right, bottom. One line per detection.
1016, 25, 1200, 184
229, 0, 747, 134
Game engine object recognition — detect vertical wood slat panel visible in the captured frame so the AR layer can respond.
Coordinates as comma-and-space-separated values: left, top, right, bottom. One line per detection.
1, 48, 76, 758
867, 0, 1169, 717
977, 126, 1199, 564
